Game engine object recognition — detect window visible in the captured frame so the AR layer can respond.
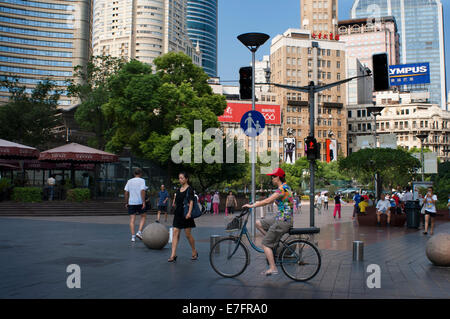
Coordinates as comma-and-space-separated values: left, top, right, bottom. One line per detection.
337, 73, 341, 80
358, 123, 361, 131
348, 110, 352, 118
395, 122, 398, 129
362, 110, 366, 117
336, 51, 340, 57
348, 124, 352, 131
337, 61, 340, 68
318, 131, 322, 137
357, 110, 361, 117
337, 120, 341, 126
327, 49, 331, 56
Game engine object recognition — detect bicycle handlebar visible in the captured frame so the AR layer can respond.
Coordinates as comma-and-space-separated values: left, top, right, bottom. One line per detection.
238, 206, 251, 218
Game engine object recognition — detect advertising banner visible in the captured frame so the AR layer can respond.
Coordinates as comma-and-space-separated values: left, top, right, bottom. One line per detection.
389, 62, 430, 86
326, 139, 337, 162
219, 102, 281, 125
284, 137, 296, 164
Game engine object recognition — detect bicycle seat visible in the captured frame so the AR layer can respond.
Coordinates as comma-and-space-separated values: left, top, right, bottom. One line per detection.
289, 227, 320, 235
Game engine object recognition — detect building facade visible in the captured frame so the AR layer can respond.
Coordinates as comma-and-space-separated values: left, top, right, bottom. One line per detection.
0, 0, 92, 108
351, 0, 447, 110
186, 0, 217, 77
300, 0, 338, 35
93, 0, 201, 67
270, 28, 348, 161
338, 16, 400, 71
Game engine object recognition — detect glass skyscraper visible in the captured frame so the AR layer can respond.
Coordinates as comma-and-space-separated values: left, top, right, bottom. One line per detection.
0, 0, 92, 108
186, 0, 217, 77
351, 0, 447, 109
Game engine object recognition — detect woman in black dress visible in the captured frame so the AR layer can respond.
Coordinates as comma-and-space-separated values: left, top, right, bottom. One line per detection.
168, 172, 198, 262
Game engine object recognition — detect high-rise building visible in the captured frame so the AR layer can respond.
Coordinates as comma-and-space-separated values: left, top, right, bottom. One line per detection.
93, 0, 201, 67
270, 28, 348, 161
338, 16, 400, 71
0, 0, 92, 108
300, 0, 338, 35
186, 0, 217, 77
351, 0, 447, 110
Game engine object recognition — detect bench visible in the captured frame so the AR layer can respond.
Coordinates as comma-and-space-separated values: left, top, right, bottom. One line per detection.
357, 207, 406, 227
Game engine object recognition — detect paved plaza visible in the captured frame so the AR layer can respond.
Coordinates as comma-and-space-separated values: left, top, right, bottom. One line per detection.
0, 203, 449, 299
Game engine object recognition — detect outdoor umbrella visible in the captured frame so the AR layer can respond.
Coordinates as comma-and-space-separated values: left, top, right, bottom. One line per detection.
0, 139, 39, 160
39, 143, 118, 190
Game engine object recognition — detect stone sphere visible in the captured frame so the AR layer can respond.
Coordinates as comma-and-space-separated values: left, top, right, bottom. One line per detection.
142, 223, 169, 250
426, 233, 450, 267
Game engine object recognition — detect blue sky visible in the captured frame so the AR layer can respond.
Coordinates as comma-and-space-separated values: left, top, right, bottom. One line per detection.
217, 0, 449, 94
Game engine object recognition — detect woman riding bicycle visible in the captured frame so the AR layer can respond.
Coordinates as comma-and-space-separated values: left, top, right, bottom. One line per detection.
242, 167, 294, 276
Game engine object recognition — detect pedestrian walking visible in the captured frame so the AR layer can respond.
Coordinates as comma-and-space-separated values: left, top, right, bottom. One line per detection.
47, 174, 56, 201
423, 187, 437, 235
293, 194, 298, 214
333, 193, 342, 219
225, 191, 237, 216
206, 192, 212, 214
315, 192, 322, 215
124, 168, 147, 242
352, 191, 362, 220
156, 184, 169, 223
168, 172, 198, 262
323, 194, 329, 210
213, 191, 220, 215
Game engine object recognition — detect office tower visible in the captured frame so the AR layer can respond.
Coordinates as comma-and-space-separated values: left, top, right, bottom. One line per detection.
0, 0, 92, 108
301, 0, 338, 35
351, 0, 447, 109
93, 0, 201, 67
186, 0, 217, 77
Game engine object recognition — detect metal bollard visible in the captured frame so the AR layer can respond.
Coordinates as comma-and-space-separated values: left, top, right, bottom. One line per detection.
353, 241, 364, 261
210, 235, 222, 254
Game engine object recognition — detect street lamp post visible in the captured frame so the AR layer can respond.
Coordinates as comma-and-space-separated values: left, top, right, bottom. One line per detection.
264, 44, 372, 227
416, 132, 429, 181
238, 32, 270, 240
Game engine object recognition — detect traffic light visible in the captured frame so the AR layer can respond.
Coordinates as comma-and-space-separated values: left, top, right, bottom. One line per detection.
372, 53, 390, 91
239, 66, 252, 100
304, 136, 319, 161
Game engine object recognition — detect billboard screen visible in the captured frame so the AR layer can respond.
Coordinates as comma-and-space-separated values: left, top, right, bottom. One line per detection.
284, 137, 296, 164
219, 102, 281, 125
389, 62, 430, 86
326, 139, 337, 162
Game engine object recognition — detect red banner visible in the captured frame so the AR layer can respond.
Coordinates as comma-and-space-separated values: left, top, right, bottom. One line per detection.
218, 102, 281, 125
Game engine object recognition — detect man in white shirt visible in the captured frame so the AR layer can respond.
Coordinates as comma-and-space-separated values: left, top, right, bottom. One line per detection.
402, 186, 414, 202
47, 175, 56, 201
315, 193, 322, 215
376, 193, 391, 226
124, 168, 147, 242
323, 193, 329, 210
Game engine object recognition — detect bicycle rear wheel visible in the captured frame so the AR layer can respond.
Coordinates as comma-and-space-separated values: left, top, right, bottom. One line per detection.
280, 239, 321, 282
209, 237, 249, 278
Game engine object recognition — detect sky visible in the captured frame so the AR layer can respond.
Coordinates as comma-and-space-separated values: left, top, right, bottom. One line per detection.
217, 0, 450, 95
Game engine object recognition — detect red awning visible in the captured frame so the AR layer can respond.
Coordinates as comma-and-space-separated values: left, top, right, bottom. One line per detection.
0, 139, 40, 160
39, 143, 118, 163
0, 160, 94, 170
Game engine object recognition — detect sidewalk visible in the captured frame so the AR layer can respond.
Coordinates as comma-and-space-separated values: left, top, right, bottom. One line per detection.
0, 204, 449, 299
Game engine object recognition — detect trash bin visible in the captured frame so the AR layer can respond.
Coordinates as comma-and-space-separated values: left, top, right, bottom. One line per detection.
405, 200, 420, 229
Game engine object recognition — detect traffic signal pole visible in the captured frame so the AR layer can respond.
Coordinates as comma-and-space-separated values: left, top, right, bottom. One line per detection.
265, 67, 372, 228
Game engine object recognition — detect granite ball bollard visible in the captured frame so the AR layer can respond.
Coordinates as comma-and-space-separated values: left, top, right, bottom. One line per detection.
142, 223, 169, 250
426, 233, 450, 267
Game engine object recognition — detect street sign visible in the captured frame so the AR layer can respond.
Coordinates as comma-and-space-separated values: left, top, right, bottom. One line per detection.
240, 110, 265, 137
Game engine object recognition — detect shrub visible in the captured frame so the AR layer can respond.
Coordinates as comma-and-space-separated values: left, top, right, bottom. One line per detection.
12, 187, 42, 202
66, 188, 91, 202
0, 178, 13, 201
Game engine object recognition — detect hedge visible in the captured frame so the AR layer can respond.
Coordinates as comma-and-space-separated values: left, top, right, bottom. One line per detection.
66, 188, 91, 202
12, 187, 42, 203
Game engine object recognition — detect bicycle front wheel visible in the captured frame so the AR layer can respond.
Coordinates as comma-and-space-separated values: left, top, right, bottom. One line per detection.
280, 239, 321, 282
209, 237, 249, 278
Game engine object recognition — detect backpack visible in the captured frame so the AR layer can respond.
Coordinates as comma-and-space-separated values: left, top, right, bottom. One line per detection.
183, 187, 202, 219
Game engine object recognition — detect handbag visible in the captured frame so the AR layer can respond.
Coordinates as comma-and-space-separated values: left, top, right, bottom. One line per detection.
183, 187, 202, 219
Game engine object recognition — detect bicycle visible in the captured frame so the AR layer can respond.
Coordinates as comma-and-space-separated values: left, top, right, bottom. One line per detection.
209, 207, 321, 282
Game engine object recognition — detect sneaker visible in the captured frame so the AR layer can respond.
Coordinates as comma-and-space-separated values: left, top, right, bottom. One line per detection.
136, 231, 143, 240
131, 235, 136, 242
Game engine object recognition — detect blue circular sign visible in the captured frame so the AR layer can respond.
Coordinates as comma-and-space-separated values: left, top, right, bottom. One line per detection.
240, 110, 265, 137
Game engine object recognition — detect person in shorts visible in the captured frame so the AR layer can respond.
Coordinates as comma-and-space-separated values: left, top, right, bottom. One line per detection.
156, 184, 169, 223
243, 167, 294, 276
376, 193, 391, 226
124, 168, 147, 242
423, 187, 437, 235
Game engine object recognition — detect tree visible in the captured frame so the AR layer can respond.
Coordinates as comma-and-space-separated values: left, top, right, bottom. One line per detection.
0, 78, 62, 148
338, 148, 421, 196
103, 53, 242, 189
67, 55, 126, 149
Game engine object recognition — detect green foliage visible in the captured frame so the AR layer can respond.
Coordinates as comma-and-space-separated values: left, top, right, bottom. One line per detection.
67, 55, 126, 150
12, 187, 42, 202
339, 148, 421, 191
0, 178, 12, 192
0, 79, 62, 148
434, 162, 450, 210
66, 188, 91, 202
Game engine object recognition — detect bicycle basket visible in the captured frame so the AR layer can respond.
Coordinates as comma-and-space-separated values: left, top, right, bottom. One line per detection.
225, 216, 242, 233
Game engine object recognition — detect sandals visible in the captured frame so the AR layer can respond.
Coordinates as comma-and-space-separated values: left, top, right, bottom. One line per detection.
168, 256, 177, 262
191, 252, 199, 260
261, 269, 278, 276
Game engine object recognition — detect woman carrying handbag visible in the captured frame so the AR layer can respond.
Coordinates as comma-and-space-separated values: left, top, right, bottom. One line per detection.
168, 172, 198, 262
